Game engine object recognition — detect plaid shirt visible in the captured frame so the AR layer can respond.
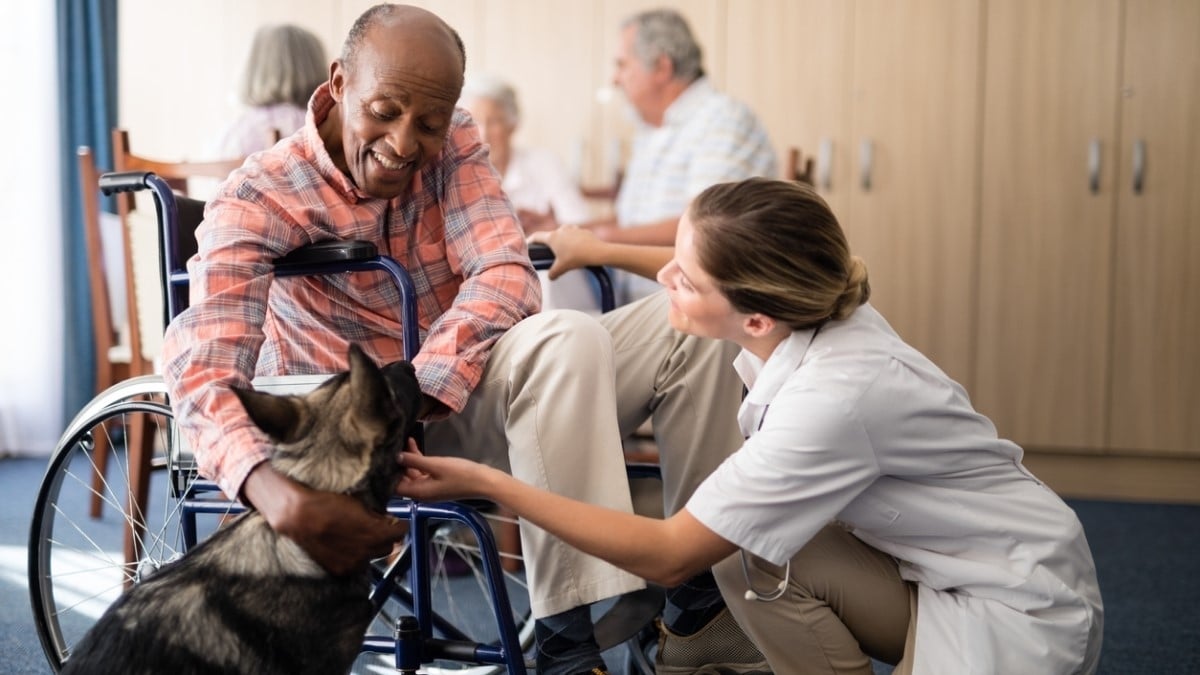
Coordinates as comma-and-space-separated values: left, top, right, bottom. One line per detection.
161, 84, 540, 498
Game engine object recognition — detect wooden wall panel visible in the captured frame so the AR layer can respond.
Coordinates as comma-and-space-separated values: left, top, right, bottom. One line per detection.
723, 0, 854, 210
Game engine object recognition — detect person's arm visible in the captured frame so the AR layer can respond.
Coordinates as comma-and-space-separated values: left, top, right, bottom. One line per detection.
588, 215, 680, 246
409, 113, 541, 416
396, 447, 737, 586
527, 226, 673, 281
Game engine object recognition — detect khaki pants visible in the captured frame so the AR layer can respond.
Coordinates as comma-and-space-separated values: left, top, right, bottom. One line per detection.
425, 291, 745, 618
713, 524, 917, 675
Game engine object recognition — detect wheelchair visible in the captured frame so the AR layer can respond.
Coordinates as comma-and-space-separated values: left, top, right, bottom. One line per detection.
28, 171, 660, 673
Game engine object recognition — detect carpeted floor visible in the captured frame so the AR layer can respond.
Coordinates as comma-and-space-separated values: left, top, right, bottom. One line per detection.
2, 454, 1198, 673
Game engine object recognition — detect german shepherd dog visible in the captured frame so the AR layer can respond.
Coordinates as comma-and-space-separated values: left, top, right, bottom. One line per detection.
61, 345, 422, 675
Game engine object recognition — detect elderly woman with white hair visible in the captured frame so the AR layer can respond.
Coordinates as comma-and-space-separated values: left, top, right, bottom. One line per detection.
459, 73, 601, 313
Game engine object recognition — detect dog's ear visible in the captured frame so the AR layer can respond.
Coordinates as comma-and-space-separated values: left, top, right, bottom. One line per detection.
233, 386, 307, 444
347, 344, 392, 423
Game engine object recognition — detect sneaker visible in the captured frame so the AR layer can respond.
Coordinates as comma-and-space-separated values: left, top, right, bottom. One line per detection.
655, 608, 772, 674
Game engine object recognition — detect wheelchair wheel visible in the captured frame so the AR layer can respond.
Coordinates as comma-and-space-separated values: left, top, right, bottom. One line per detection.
354, 511, 536, 675
27, 378, 232, 672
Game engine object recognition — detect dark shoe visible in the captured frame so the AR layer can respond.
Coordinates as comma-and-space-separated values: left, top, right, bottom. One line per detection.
656, 608, 771, 674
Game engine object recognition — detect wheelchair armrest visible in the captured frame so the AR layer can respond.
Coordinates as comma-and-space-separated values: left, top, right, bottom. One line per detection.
274, 239, 379, 268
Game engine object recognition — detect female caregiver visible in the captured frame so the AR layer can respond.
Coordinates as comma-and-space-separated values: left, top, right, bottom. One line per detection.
397, 177, 1104, 674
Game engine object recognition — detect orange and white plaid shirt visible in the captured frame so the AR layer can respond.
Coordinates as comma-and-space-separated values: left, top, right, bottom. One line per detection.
161, 84, 540, 499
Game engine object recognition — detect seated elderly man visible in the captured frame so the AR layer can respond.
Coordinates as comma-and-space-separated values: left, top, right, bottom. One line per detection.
529, 8, 777, 308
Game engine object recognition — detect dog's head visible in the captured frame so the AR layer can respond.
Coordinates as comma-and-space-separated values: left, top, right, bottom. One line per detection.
232, 344, 422, 512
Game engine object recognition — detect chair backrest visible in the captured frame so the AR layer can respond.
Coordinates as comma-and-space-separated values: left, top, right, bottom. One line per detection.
109, 128, 246, 371
78, 146, 130, 390
162, 195, 207, 327
580, 170, 624, 202
111, 128, 245, 199
787, 147, 815, 186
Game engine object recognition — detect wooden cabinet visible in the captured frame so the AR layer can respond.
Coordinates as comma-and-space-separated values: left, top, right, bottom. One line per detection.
973, 0, 1122, 449
974, 0, 1200, 457
1107, 0, 1200, 455
725, 0, 983, 387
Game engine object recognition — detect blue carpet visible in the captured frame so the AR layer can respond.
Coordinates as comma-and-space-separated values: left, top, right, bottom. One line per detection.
2, 455, 1198, 673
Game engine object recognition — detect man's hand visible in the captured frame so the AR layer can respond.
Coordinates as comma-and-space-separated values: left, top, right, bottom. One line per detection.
241, 463, 408, 576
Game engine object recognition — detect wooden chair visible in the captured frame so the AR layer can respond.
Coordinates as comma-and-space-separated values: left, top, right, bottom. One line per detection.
79, 147, 130, 398
110, 128, 246, 373
78, 146, 137, 518
787, 147, 816, 186
100, 128, 245, 563
580, 169, 623, 203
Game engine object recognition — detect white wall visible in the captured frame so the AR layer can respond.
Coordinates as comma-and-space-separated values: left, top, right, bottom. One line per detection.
0, 1, 63, 455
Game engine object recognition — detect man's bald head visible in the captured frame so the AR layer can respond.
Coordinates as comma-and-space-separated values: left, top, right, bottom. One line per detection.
340, 4, 466, 76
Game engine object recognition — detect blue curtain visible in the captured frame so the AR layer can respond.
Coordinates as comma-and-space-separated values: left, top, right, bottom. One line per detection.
58, 0, 117, 420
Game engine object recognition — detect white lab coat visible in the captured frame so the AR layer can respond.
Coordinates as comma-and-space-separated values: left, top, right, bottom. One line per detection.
688, 304, 1103, 674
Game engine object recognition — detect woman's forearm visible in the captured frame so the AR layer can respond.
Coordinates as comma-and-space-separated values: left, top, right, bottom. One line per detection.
396, 448, 738, 585
478, 465, 722, 587
594, 241, 674, 280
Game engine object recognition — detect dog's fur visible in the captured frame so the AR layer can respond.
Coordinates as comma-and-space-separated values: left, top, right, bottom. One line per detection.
61, 345, 422, 675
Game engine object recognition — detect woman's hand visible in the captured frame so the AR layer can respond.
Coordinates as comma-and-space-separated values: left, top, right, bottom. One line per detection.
526, 226, 604, 279
395, 438, 494, 502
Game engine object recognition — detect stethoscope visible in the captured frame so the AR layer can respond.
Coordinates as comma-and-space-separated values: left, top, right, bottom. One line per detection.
741, 551, 789, 602
737, 324, 821, 603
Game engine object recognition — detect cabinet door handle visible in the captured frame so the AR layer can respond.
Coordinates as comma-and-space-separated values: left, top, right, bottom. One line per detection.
1132, 139, 1146, 195
1088, 139, 1101, 194
859, 138, 874, 191
818, 137, 833, 191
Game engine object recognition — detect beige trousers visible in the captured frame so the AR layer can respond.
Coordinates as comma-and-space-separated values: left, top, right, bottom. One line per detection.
425, 291, 745, 618
713, 524, 917, 675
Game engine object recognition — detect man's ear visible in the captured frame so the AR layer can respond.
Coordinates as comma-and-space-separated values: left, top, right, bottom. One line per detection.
329, 60, 346, 101
742, 313, 778, 339
653, 53, 675, 83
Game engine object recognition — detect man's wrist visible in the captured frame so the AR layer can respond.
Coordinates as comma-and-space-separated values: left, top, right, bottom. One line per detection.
241, 462, 303, 527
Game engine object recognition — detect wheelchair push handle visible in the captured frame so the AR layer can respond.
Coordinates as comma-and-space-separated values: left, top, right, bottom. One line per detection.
99, 170, 160, 196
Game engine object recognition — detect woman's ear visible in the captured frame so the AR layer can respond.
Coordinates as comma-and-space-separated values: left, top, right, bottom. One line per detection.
742, 312, 778, 339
